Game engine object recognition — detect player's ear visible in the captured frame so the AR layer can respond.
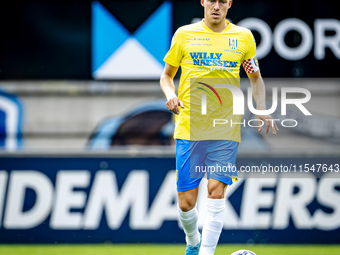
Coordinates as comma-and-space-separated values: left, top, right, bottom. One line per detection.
201, 0, 205, 7
228, 0, 233, 8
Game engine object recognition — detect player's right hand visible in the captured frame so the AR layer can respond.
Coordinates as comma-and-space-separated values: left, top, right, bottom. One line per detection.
166, 97, 184, 115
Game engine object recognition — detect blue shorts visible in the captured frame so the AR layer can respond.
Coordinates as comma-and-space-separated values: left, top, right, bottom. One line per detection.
176, 139, 239, 192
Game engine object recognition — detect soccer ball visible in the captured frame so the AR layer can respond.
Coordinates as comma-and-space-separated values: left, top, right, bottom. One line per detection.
231, 250, 256, 255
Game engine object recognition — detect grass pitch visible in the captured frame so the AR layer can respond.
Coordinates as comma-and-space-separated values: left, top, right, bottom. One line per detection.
0, 244, 339, 255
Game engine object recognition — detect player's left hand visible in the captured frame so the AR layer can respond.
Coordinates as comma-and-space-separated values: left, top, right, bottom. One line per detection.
256, 115, 279, 135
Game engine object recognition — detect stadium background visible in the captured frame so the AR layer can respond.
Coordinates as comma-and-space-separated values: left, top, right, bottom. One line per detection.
0, 0, 339, 254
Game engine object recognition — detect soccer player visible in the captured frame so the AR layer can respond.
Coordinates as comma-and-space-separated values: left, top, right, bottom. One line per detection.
160, 0, 278, 254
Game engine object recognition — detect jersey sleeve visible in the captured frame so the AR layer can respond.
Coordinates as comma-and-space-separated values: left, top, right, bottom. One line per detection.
242, 31, 259, 74
163, 29, 183, 67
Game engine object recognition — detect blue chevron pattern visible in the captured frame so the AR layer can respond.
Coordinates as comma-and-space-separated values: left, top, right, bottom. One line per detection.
91, 1, 172, 79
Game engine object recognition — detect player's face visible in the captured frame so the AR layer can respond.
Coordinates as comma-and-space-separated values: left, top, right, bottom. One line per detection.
201, 0, 232, 25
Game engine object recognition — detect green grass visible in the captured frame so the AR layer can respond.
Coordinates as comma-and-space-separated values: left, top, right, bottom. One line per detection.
0, 244, 339, 255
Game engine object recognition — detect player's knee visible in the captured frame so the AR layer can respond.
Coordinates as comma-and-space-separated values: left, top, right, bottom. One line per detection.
207, 192, 224, 199
207, 180, 227, 199
178, 199, 196, 212
207, 186, 225, 199
178, 188, 199, 212
178, 196, 196, 212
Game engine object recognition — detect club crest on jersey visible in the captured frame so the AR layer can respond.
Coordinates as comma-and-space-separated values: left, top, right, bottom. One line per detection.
229, 38, 238, 50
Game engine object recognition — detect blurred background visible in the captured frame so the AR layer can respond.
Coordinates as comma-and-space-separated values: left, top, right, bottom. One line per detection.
0, 0, 339, 252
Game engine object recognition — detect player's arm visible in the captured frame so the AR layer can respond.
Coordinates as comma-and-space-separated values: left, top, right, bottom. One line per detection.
247, 70, 279, 135
160, 63, 184, 115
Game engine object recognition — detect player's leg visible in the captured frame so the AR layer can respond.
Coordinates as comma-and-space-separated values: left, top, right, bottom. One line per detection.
199, 179, 228, 255
178, 187, 200, 247
178, 187, 199, 212
207, 178, 228, 199
176, 139, 206, 254
199, 140, 239, 255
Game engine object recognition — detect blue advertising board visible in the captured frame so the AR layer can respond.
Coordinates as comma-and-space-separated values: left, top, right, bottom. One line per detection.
0, 156, 339, 244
